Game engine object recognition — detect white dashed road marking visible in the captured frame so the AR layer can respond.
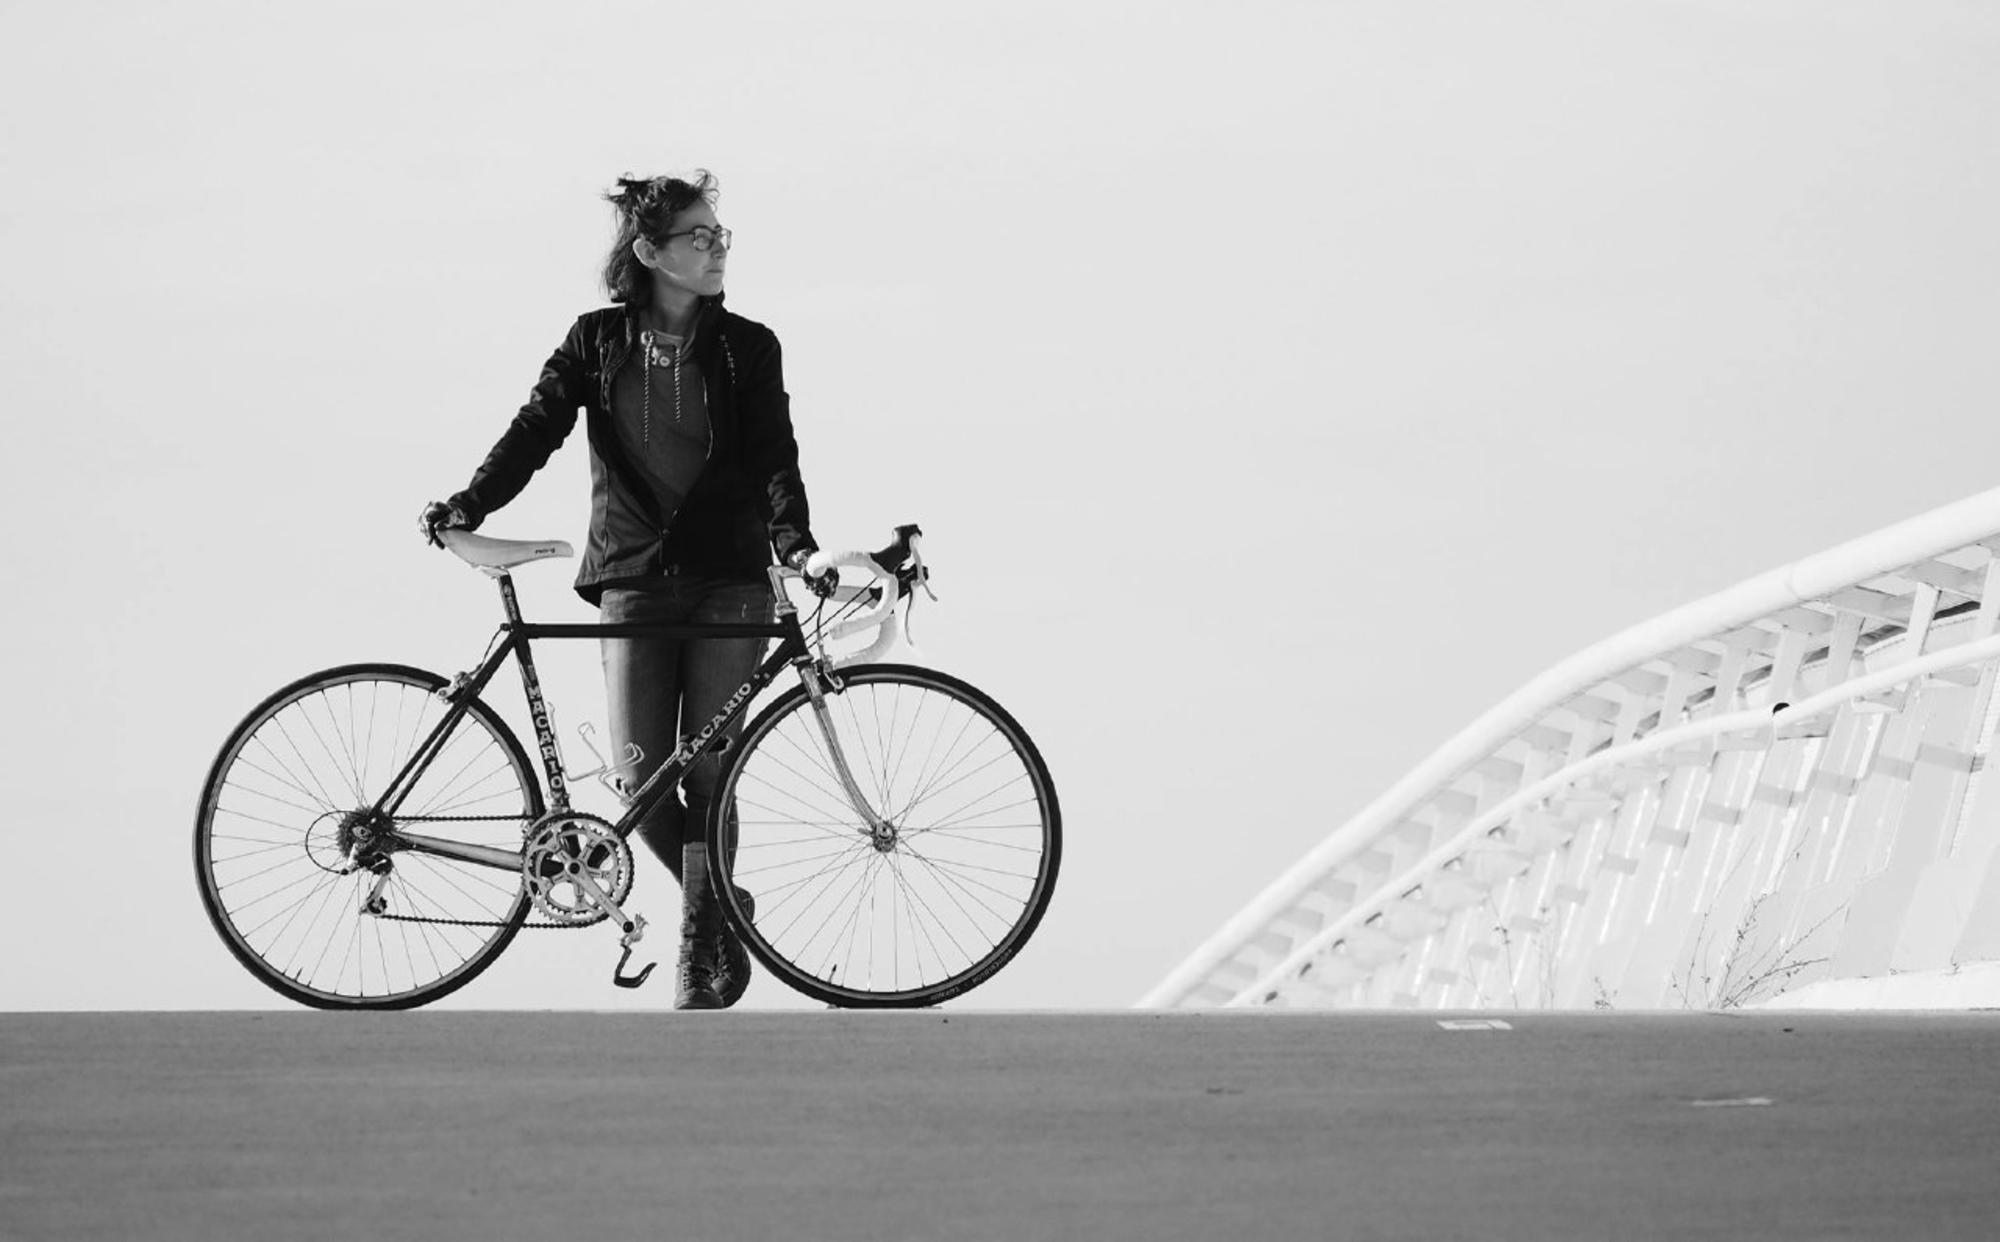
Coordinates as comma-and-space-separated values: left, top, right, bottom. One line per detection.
1689, 1097, 1774, 1108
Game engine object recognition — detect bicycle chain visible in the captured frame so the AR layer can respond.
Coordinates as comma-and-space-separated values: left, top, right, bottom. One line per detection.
373, 910, 600, 930
368, 812, 606, 930
394, 814, 537, 824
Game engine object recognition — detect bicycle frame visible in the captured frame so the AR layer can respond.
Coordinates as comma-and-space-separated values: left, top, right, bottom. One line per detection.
371, 569, 815, 875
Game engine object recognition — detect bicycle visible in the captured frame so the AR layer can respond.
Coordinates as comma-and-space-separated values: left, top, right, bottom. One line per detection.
193, 524, 1061, 1010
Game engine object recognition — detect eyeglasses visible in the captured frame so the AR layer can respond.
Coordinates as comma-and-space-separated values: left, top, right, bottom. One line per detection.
660, 225, 733, 253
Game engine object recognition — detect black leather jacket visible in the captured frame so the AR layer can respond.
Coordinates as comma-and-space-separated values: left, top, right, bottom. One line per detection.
448, 297, 815, 603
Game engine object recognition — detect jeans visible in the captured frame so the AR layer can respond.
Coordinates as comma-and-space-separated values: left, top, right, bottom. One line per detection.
599, 575, 775, 878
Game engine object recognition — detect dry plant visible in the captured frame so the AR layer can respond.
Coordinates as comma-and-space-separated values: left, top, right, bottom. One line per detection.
1672, 890, 1838, 1009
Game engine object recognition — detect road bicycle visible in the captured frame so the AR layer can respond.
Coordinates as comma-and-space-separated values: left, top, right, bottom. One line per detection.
193, 525, 1061, 1010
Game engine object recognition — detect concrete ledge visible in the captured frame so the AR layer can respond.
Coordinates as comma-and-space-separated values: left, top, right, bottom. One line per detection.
1756, 960, 2000, 1009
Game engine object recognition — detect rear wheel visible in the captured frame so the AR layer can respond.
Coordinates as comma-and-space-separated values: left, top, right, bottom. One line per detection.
194, 664, 541, 1009
710, 663, 1060, 1007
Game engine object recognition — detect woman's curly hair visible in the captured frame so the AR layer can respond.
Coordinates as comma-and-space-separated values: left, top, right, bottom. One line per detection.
602, 170, 719, 305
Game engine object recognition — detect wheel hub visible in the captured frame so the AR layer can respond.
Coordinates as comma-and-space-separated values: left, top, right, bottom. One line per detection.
305, 809, 393, 873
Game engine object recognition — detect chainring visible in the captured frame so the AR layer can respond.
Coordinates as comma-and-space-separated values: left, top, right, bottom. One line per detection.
520, 812, 633, 926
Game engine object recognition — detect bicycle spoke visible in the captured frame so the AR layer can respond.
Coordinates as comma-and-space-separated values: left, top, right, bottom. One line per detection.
884, 853, 974, 971
332, 914, 362, 997
797, 850, 885, 973
826, 852, 887, 983
309, 689, 368, 807
242, 737, 333, 813
889, 852, 952, 980
911, 831, 1047, 857
212, 804, 314, 838
214, 847, 322, 893
409, 733, 509, 818
882, 685, 928, 811
906, 785, 1039, 837
300, 694, 366, 807
902, 839, 1013, 926
372, 919, 391, 999
896, 735, 1013, 825
230, 861, 336, 917
765, 712, 844, 788
289, 875, 353, 983
396, 852, 519, 909
863, 682, 893, 811
730, 799, 862, 842
836, 689, 886, 817
223, 764, 332, 819
207, 837, 298, 859
732, 840, 864, 880
735, 829, 864, 849
895, 712, 981, 827
764, 840, 876, 937
738, 755, 855, 827
898, 849, 1036, 885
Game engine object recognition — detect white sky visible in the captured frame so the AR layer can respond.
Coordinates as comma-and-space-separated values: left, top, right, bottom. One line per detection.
4, 1, 1999, 1011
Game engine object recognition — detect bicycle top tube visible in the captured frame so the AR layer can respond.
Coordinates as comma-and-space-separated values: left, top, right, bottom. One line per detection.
514, 620, 795, 639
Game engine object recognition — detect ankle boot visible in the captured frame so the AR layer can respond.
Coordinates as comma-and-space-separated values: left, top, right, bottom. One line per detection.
714, 886, 755, 1008
675, 842, 724, 1011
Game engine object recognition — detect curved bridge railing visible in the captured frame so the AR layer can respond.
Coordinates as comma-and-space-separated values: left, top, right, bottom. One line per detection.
1143, 486, 2000, 1010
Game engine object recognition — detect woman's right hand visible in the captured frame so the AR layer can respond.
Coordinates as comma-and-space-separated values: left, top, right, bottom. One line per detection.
418, 500, 471, 548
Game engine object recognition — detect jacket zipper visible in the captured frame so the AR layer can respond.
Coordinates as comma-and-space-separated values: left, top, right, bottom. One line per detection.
656, 339, 717, 570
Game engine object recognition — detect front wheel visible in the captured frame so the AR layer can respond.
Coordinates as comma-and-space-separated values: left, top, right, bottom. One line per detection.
193, 663, 542, 1009
709, 663, 1061, 1007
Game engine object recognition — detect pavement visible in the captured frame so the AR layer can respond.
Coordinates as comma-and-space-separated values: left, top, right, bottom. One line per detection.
3, 1010, 1998, 1241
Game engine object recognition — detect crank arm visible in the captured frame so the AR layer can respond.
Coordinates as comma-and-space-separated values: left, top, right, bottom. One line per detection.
568, 869, 655, 988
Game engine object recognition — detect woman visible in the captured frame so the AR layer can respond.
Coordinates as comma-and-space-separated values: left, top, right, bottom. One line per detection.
418, 170, 827, 1011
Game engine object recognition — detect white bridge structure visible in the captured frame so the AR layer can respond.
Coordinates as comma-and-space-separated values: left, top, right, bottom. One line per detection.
1145, 487, 2000, 1010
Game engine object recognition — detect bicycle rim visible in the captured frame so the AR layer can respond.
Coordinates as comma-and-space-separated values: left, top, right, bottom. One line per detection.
194, 664, 540, 1009
713, 664, 1060, 1007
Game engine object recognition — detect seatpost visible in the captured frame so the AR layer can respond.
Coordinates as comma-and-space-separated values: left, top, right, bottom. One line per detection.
496, 572, 525, 626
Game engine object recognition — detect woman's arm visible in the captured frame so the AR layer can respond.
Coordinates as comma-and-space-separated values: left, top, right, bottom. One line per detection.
447, 315, 591, 525
735, 327, 816, 566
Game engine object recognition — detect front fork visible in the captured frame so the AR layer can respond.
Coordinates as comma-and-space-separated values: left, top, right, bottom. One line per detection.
797, 661, 899, 851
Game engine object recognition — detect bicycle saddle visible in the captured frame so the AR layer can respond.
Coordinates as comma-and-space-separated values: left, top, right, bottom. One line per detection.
439, 530, 574, 569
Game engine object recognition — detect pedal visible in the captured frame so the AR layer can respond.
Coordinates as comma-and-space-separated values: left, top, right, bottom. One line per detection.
612, 914, 655, 988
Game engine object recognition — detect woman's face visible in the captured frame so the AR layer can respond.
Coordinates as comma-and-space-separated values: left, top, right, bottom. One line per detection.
636, 200, 728, 300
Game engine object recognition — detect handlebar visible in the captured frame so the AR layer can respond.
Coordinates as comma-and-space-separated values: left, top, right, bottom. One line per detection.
791, 524, 932, 667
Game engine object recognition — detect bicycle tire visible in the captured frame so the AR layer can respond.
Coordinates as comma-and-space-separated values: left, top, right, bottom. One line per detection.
708, 663, 1060, 1007
193, 663, 543, 1009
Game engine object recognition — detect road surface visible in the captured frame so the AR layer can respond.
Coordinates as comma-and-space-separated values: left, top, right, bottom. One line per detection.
4, 1010, 1998, 1240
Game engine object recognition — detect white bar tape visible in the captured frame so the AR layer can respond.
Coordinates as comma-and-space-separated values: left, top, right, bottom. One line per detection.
804, 549, 902, 661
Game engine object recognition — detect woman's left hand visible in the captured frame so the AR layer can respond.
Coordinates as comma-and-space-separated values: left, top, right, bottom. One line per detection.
788, 548, 837, 598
